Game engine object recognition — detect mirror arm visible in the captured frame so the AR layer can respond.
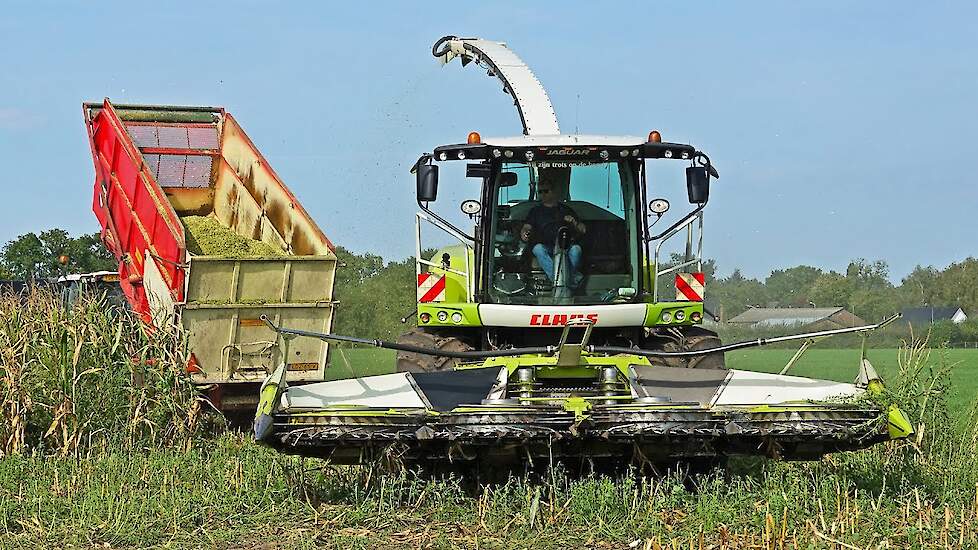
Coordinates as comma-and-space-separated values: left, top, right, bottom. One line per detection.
696, 151, 719, 179
646, 203, 706, 242
410, 153, 433, 175
417, 200, 476, 243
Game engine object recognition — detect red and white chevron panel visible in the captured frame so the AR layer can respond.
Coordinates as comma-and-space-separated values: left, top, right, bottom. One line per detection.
417, 273, 447, 303
675, 272, 705, 302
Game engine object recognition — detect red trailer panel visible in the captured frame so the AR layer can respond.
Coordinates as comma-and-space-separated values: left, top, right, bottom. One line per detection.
82, 99, 337, 394
84, 100, 200, 319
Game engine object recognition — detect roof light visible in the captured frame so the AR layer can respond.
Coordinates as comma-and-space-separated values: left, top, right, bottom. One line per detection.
599, 150, 609, 160
492, 149, 502, 158
648, 130, 662, 143
504, 150, 514, 158
525, 150, 534, 161
619, 150, 629, 157
438, 152, 448, 161
457, 151, 466, 160
467, 131, 482, 144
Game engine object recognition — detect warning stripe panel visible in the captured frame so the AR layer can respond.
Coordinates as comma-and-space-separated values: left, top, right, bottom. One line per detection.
675, 272, 705, 302
417, 273, 447, 303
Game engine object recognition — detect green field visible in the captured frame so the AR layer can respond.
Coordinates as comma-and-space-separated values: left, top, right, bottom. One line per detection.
330, 346, 978, 413
4, 293, 978, 548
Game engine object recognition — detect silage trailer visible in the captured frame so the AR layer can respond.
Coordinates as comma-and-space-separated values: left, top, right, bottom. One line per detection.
83, 100, 338, 409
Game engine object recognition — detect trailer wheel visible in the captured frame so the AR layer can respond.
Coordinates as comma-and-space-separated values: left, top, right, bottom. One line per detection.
395, 328, 473, 373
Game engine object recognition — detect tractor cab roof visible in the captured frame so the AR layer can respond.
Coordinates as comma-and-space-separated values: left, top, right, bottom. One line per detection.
432, 134, 699, 163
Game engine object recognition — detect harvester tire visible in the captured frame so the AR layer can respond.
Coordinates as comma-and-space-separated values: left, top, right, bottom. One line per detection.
395, 328, 474, 373
681, 327, 726, 370
652, 327, 726, 370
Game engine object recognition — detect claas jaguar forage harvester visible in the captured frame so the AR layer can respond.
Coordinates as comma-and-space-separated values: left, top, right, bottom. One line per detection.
254, 36, 913, 470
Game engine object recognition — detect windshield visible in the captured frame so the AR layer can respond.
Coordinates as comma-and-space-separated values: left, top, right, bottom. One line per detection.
488, 161, 640, 305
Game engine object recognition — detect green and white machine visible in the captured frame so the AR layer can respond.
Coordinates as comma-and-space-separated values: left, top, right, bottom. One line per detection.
254, 36, 912, 470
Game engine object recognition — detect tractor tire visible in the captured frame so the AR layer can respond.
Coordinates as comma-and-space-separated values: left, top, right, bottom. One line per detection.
681, 327, 726, 370
652, 326, 726, 370
395, 327, 474, 373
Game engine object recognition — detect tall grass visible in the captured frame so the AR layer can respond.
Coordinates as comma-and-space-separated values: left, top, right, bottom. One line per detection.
0, 288, 205, 457
0, 291, 976, 548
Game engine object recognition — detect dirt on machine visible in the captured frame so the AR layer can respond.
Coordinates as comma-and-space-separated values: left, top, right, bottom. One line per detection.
83, 101, 338, 410
249, 36, 913, 471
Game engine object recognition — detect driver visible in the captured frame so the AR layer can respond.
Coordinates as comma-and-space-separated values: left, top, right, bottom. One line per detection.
520, 175, 586, 286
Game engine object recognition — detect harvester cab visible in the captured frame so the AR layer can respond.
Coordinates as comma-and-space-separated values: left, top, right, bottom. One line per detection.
401, 36, 722, 372
252, 36, 914, 469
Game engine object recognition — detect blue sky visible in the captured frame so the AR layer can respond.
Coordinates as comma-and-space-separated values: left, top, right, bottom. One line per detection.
1, 2, 975, 281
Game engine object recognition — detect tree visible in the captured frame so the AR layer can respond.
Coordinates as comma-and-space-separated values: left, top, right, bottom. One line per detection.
849, 287, 900, 323
930, 258, 978, 316
332, 245, 385, 288
710, 269, 769, 320
1, 229, 114, 280
846, 259, 892, 291
808, 272, 852, 309
898, 265, 941, 307
765, 265, 822, 307
332, 253, 417, 341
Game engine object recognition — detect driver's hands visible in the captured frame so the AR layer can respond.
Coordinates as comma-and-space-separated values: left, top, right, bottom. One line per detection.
564, 215, 585, 233
520, 224, 532, 242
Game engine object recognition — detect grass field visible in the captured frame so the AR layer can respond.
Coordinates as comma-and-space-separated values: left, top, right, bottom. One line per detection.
331, 346, 978, 413
4, 293, 978, 548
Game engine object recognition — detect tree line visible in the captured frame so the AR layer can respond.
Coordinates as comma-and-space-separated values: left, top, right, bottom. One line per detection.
0, 229, 115, 279
703, 257, 978, 324
3, 228, 975, 343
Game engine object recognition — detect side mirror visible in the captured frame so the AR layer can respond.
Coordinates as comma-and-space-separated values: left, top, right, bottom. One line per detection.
498, 172, 518, 187
417, 164, 439, 202
685, 166, 710, 204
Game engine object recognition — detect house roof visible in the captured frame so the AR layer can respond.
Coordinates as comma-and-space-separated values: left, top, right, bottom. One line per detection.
900, 307, 965, 324
728, 307, 843, 325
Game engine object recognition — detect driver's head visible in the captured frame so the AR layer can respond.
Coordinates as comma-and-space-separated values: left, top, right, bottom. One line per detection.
537, 168, 567, 204
537, 181, 557, 205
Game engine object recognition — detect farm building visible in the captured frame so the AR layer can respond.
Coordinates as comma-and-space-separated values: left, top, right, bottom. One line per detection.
727, 307, 867, 330
900, 306, 968, 325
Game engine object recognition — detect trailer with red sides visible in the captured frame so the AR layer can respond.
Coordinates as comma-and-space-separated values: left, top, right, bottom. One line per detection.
83, 100, 337, 409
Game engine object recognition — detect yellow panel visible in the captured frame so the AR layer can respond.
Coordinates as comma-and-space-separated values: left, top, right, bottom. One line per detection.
287, 260, 336, 302
182, 304, 333, 384
163, 187, 215, 216
219, 115, 334, 257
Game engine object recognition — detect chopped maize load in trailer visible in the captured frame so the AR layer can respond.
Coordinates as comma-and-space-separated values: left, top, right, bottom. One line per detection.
83, 100, 337, 408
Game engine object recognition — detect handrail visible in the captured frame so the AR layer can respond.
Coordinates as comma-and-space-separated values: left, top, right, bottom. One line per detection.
415, 212, 474, 301
651, 210, 703, 301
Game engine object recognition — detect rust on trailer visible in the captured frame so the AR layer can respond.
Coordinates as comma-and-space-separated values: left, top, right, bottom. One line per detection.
83, 99, 338, 392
